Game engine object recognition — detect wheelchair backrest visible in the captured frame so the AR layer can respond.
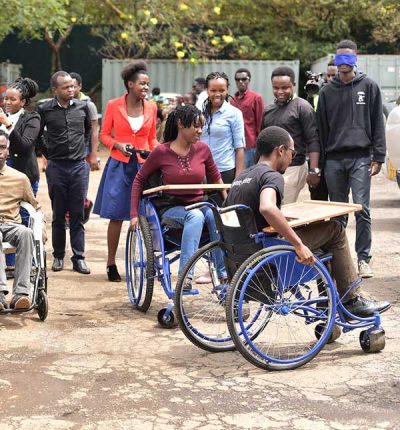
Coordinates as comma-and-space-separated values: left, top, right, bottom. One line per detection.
212, 205, 263, 279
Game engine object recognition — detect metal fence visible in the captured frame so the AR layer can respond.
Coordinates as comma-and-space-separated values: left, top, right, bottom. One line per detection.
311, 54, 400, 102
102, 59, 300, 111
0, 62, 22, 84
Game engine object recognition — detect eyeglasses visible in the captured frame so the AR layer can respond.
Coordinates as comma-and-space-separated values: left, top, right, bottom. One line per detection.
285, 146, 297, 158
235, 77, 249, 82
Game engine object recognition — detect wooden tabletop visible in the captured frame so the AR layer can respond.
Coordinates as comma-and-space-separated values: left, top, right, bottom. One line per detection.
143, 184, 231, 195
264, 200, 362, 232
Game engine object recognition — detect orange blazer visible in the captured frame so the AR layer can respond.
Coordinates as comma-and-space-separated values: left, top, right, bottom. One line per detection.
100, 95, 158, 163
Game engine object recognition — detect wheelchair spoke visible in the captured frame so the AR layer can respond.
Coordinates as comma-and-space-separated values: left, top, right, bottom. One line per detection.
226, 247, 336, 370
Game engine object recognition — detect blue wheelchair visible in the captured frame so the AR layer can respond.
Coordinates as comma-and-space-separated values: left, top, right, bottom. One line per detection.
125, 186, 227, 329
174, 204, 387, 370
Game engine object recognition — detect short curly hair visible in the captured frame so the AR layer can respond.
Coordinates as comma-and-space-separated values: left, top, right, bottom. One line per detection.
121, 60, 148, 91
256, 126, 292, 156
271, 66, 295, 84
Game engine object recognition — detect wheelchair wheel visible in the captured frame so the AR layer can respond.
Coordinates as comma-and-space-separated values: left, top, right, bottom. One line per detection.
175, 241, 235, 352
226, 246, 337, 371
37, 289, 48, 321
125, 216, 154, 312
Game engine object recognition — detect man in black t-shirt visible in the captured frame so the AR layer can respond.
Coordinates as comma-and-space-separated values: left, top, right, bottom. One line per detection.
225, 126, 390, 318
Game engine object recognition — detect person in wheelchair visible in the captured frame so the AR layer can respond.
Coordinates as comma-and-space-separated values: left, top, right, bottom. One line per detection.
0, 131, 44, 310
130, 105, 227, 285
225, 126, 390, 317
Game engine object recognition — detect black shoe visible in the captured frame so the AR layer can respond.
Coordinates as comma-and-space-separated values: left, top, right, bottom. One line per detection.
343, 296, 391, 318
107, 264, 121, 282
52, 258, 64, 272
83, 199, 94, 224
72, 259, 91, 274
10, 294, 30, 310
5, 266, 15, 279
0, 292, 9, 310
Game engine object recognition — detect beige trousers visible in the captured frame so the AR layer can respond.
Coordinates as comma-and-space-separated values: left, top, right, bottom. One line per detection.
282, 162, 308, 205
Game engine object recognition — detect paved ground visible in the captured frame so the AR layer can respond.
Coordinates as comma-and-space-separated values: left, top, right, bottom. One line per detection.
0, 154, 399, 430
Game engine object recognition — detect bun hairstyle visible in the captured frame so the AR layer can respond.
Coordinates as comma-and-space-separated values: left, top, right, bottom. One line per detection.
121, 60, 148, 91
11, 77, 39, 106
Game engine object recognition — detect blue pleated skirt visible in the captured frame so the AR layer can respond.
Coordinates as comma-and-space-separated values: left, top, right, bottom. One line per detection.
93, 156, 139, 221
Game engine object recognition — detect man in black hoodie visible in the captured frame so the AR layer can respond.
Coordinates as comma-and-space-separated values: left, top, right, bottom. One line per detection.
317, 39, 385, 279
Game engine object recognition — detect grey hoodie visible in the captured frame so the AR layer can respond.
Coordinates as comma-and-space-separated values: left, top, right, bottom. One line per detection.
316, 71, 386, 163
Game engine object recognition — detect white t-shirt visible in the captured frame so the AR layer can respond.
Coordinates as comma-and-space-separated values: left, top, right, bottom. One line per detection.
128, 115, 144, 132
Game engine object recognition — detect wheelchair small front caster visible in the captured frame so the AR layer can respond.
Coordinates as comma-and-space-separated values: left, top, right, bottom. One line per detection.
360, 329, 385, 353
37, 290, 48, 321
157, 308, 176, 328
315, 324, 341, 344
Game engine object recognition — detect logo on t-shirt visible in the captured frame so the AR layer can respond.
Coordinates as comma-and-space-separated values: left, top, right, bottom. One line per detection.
356, 91, 366, 105
232, 177, 253, 187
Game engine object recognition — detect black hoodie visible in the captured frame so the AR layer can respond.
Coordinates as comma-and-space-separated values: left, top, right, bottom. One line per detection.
316, 71, 386, 164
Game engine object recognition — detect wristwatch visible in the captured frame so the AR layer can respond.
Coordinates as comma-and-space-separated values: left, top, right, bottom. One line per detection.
308, 168, 321, 175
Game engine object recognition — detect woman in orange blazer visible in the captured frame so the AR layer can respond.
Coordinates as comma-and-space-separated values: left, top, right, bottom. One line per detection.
94, 60, 158, 282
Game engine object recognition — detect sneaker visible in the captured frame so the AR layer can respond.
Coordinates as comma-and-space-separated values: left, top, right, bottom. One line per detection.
107, 264, 121, 282
358, 260, 374, 278
195, 274, 212, 284
343, 295, 391, 318
10, 294, 31, 310
183, 280, 193, 292
0, 292, 9, 310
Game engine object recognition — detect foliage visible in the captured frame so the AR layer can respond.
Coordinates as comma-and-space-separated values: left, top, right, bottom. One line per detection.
1, 0, 400, 69
93, 0, 245, 61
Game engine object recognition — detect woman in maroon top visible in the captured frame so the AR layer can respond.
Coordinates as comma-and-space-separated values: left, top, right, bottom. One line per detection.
130, 105, 226, 280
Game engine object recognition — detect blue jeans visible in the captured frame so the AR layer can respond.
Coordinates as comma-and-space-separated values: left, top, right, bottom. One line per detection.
244, 148, 257, 169
324, 156, 371, 262
162, 206, 226, 277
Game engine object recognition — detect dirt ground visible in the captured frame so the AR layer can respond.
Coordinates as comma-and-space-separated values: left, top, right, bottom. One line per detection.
0, 151, 399, 430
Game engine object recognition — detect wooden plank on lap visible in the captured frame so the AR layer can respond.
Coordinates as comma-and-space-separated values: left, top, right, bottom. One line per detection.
143, 184, 231, 195
264, 200, 362, 232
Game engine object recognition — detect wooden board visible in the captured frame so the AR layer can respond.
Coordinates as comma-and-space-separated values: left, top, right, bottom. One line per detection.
264, 200, 362, 232
143, 184, 231, 195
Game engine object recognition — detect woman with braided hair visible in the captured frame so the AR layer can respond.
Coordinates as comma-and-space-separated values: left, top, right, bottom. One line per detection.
200, 71, 245, 186
130, 105, 226, 282
0, 77, 40, 277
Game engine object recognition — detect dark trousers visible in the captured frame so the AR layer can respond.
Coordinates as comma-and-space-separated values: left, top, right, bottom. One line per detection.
46, 159, 88, 261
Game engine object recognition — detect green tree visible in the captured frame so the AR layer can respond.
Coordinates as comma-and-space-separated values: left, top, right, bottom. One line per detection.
1, 0, 123, 74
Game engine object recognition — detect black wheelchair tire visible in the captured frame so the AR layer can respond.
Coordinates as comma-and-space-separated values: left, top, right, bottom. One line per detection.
37, 289, 48, 321
127, 216, 155, 312
175, 241, 236, 353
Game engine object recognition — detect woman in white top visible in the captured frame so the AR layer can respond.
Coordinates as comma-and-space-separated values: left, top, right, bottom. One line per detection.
93, 60, 158, 281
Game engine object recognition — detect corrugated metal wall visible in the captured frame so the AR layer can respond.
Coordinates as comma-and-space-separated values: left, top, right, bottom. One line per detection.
0, 62, 22, 84
102, 59, 300, 111
311, 55, 400, 102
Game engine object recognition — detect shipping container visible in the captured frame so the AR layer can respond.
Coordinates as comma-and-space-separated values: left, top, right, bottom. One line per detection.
102, 59, 300, 111
311, 55, 400, 102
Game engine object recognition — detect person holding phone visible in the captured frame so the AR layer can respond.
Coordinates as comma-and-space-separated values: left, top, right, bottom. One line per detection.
94, 60, 158, 282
